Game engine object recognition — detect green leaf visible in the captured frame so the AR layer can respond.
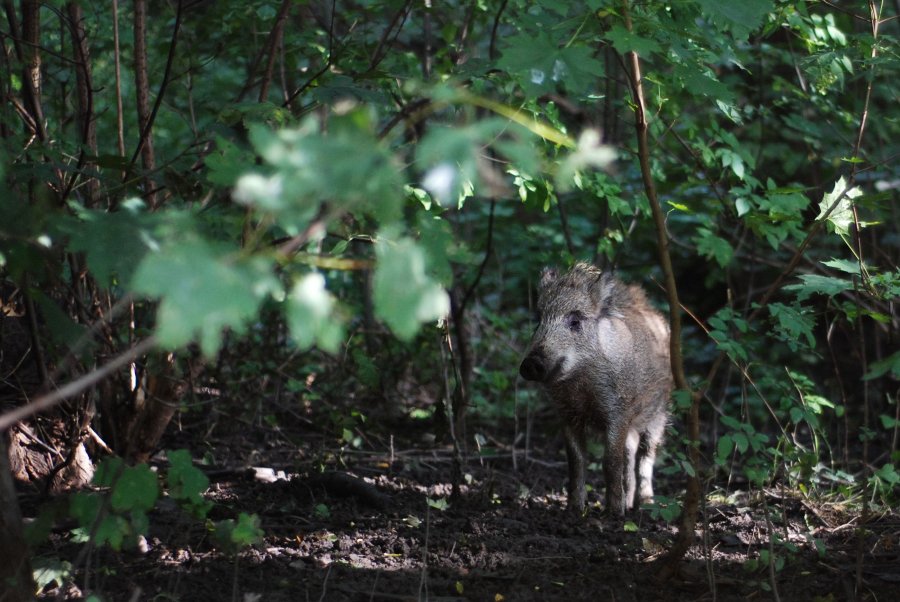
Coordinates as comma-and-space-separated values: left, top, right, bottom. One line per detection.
605, 24, 660, 55
426, 497, 450, 511
694, 0, 773, 39
864, 350, 900, 380
694, 228, 733, 267
373, 235, 449, 340
110, 464, 159, 513
769, 302, 817, 351
717, 434, 734, 462
206, 136, 256, 187
31, 290, 87, 349
417, 119, 515, 205
238, 116, 403, 226
498, 32, 604, 95
873, 463, 900, 486
132, 236, 280, 356
32, 557, 72, 592
784, 274, 853, 301
415, 211, 455, 286
720, 415, 743, 431
231, 513, 265, 546
167, 449, 212, 517
817, 176, 862, 236
822, 258, 861, 275
61, 198, 154, 287
285, 272, 345, 353
69, 492, 102, 529
93, 515, 128, 550
879, 414, 900, 429
674, 64, 736, 103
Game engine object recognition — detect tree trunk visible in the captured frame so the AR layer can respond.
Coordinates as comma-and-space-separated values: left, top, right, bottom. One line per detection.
0, 432, 36, 601
67, 1, 99, 205
620, 0, 699, 574
133, 0, 157, 207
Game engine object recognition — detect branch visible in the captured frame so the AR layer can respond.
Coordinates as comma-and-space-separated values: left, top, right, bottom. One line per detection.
489, 0, 509, 61
368, 0, 413, 73
0, 337, 157, 433
258, 0, 292, 103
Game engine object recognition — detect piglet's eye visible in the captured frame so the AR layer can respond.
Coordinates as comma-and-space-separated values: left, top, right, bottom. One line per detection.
566, 312, 582, 332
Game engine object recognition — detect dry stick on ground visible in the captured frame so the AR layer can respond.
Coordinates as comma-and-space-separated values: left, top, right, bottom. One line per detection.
618, 0, 697, 574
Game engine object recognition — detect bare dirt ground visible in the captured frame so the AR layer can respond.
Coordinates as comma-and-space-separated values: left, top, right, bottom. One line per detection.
28, 399, 900, 602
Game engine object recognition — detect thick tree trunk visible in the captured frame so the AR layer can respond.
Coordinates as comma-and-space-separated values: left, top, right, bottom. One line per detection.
0, 432, 36, 601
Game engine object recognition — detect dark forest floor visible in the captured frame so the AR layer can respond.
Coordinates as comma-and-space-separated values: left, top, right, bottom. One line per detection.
27, 398, 900, 602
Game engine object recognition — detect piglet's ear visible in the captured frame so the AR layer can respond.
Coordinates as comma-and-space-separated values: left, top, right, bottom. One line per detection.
539, 267, 558, 289
590, 271, 616, 315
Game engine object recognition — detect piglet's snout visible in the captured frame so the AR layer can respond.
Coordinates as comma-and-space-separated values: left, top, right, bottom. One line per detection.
519, 351, 547, 382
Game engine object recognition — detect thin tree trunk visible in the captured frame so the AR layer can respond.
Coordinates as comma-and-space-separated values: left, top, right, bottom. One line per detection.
67, 2, 98, 205
113, 0, 126, 159
20, 0, 44, 138
619, 0, 699, 574
133, 0, 157, 207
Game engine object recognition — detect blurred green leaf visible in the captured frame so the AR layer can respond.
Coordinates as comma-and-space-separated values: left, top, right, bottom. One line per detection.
374, 234, 449, 340
285, 272, 345, 352
132, 236, 280, 356
498, 31, 604, 95
61, 198, 154, 287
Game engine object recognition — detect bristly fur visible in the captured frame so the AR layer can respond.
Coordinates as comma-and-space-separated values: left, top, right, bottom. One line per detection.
520, 262, 672, 516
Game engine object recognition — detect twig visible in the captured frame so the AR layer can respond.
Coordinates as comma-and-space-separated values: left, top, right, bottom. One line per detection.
459, 200, 496, 314
489, 0, 510, 61
317, 564, 332, 602
0, 337, 157, 432
556, 196, 576, 258
112, 0, 125, 157
258, 0, 292, 102
418, 503, 431, 601
762, 493, 782, 602
368, 0, 413, 73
